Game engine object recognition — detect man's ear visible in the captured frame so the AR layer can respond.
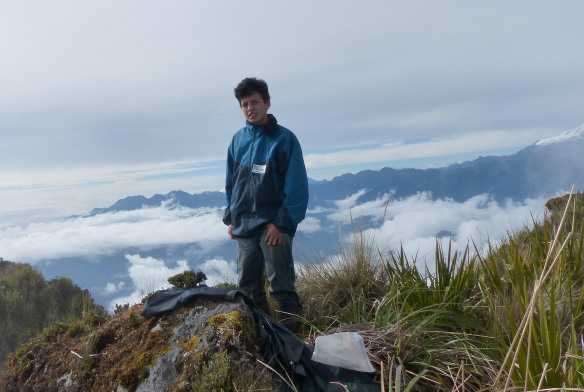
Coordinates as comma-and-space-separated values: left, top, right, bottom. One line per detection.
265, 99, 271, 109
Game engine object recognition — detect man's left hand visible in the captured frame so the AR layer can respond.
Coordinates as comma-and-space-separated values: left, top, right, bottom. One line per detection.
265, 223, 282, 246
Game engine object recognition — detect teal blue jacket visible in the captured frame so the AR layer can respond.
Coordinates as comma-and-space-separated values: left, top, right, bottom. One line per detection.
223, 114, 309, 238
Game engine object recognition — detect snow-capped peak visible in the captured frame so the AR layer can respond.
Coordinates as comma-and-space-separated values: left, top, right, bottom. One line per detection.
535, 124, 584, 146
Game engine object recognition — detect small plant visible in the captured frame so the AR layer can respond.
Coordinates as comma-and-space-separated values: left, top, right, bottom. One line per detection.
114, 303, 130, 315
66, 322, 85, 338
168, 270, 207, 288
128, 311, 143, 330
191, 351, 233, 392
213, 281, 237, 288
41, 322, 69, 342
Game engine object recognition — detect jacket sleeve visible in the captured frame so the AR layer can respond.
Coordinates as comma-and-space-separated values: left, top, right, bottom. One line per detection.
273, 135, 309, 234
222, 144, 234, 226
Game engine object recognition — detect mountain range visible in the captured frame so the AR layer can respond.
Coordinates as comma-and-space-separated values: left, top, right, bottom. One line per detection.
87, 124, 584, 217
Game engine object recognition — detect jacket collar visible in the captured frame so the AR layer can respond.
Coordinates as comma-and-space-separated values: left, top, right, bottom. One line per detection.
246, 114, 278, 136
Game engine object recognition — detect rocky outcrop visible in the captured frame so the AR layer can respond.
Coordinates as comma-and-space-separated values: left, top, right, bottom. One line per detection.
545, 194, 572, 211
0, 297, 274, 391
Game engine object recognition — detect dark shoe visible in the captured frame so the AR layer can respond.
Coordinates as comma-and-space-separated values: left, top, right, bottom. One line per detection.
276, 305, 303, 333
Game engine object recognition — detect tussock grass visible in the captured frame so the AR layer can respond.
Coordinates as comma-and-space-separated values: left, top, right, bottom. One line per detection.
296, 218, 389, 331
296, 190, 584, 391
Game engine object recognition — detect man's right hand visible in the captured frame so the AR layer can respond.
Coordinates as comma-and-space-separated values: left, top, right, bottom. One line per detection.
228, 224, 237, 240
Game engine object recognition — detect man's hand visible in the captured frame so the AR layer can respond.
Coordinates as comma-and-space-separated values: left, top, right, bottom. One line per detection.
265, 223, 282, 246
228, 224, 237, 240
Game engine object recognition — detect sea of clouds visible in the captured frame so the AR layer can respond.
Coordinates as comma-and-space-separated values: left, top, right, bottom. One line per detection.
0, 192, 547, 311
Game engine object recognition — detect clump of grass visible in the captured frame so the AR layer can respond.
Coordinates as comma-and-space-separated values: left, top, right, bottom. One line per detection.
297, 221, 498, 390
481, 190, 584, 390
372, 242, 497, 391
296, 191, 584, 391
296, 217, 389, 331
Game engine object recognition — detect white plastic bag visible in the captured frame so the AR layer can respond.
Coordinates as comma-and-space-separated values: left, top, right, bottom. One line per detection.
311, 332, 375, 372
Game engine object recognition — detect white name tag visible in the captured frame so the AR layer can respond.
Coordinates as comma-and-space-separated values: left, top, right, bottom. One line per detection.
252, 164, 266, 174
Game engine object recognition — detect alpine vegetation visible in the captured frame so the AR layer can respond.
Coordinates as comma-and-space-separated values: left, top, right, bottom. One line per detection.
296, 191, 584, 391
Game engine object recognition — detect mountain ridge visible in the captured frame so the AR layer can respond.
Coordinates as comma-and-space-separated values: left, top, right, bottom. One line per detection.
86, 126, 584, 217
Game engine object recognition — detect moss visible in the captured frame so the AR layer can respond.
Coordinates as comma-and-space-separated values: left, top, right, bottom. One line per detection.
206, 310, 248, 343
82, 309, 108, 328
112, 328, 173, 390
67, 322, 84, 337
82, 362, 95, 372
1, 300, 276, 392
14, 349, 35, 375
179, 348, 273, 392
182, 335, 199, 352
213, 282, 237, 288
191, 350, 233, 392
128, 310, 143, 330
166, 308, 274, 392
41, 322, 69, 342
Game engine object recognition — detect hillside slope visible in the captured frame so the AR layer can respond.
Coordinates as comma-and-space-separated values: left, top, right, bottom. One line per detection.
0, 261, 104, 374
0, 300, 273, 391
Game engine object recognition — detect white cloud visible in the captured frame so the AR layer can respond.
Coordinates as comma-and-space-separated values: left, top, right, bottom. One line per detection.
339, 193, 547, 265
104, 281, 125, 295
0, 205, 228, 263
0, 187, 548, 273
108, 254, 191, 310
106, 255, 237, 312
0, 178, 552, 312
335, 193, 393, 225
334, 190, 368, 211
0, 161, 225, 228
324, 190, 392, 224
304, 128, 547, 169
298, 216, 322, 234
198, 258, 237, 287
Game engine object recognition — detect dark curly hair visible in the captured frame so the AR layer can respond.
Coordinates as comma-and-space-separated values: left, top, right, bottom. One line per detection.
234, 77, 270, 104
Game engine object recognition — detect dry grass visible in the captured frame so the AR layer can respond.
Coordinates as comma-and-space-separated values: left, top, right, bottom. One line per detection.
296, 224, 388, 331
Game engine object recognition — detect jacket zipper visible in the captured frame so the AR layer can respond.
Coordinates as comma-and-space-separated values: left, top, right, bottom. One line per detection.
249, 127, 257, 179
246, 127, 258, 214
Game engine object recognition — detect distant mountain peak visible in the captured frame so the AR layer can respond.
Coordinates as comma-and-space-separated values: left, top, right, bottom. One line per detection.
535, 124, 584, 146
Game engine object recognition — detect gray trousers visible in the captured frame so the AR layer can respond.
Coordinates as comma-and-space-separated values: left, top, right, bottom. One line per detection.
236, 226, 300, 310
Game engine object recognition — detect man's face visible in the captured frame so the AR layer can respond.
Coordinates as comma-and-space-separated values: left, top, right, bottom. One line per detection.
240, 92, 270, 125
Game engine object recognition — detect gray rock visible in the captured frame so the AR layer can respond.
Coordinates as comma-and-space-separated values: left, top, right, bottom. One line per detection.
136, 299, 249, 392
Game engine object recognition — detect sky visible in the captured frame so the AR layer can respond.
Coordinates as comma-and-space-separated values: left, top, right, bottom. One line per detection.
1, 1, 583, 226
0, 2, 582, 308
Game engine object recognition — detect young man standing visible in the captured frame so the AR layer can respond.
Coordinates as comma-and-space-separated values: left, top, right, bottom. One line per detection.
223, 77, 308, 330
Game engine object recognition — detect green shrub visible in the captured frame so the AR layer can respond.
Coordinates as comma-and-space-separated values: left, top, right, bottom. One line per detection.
167, 270, 207, 288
